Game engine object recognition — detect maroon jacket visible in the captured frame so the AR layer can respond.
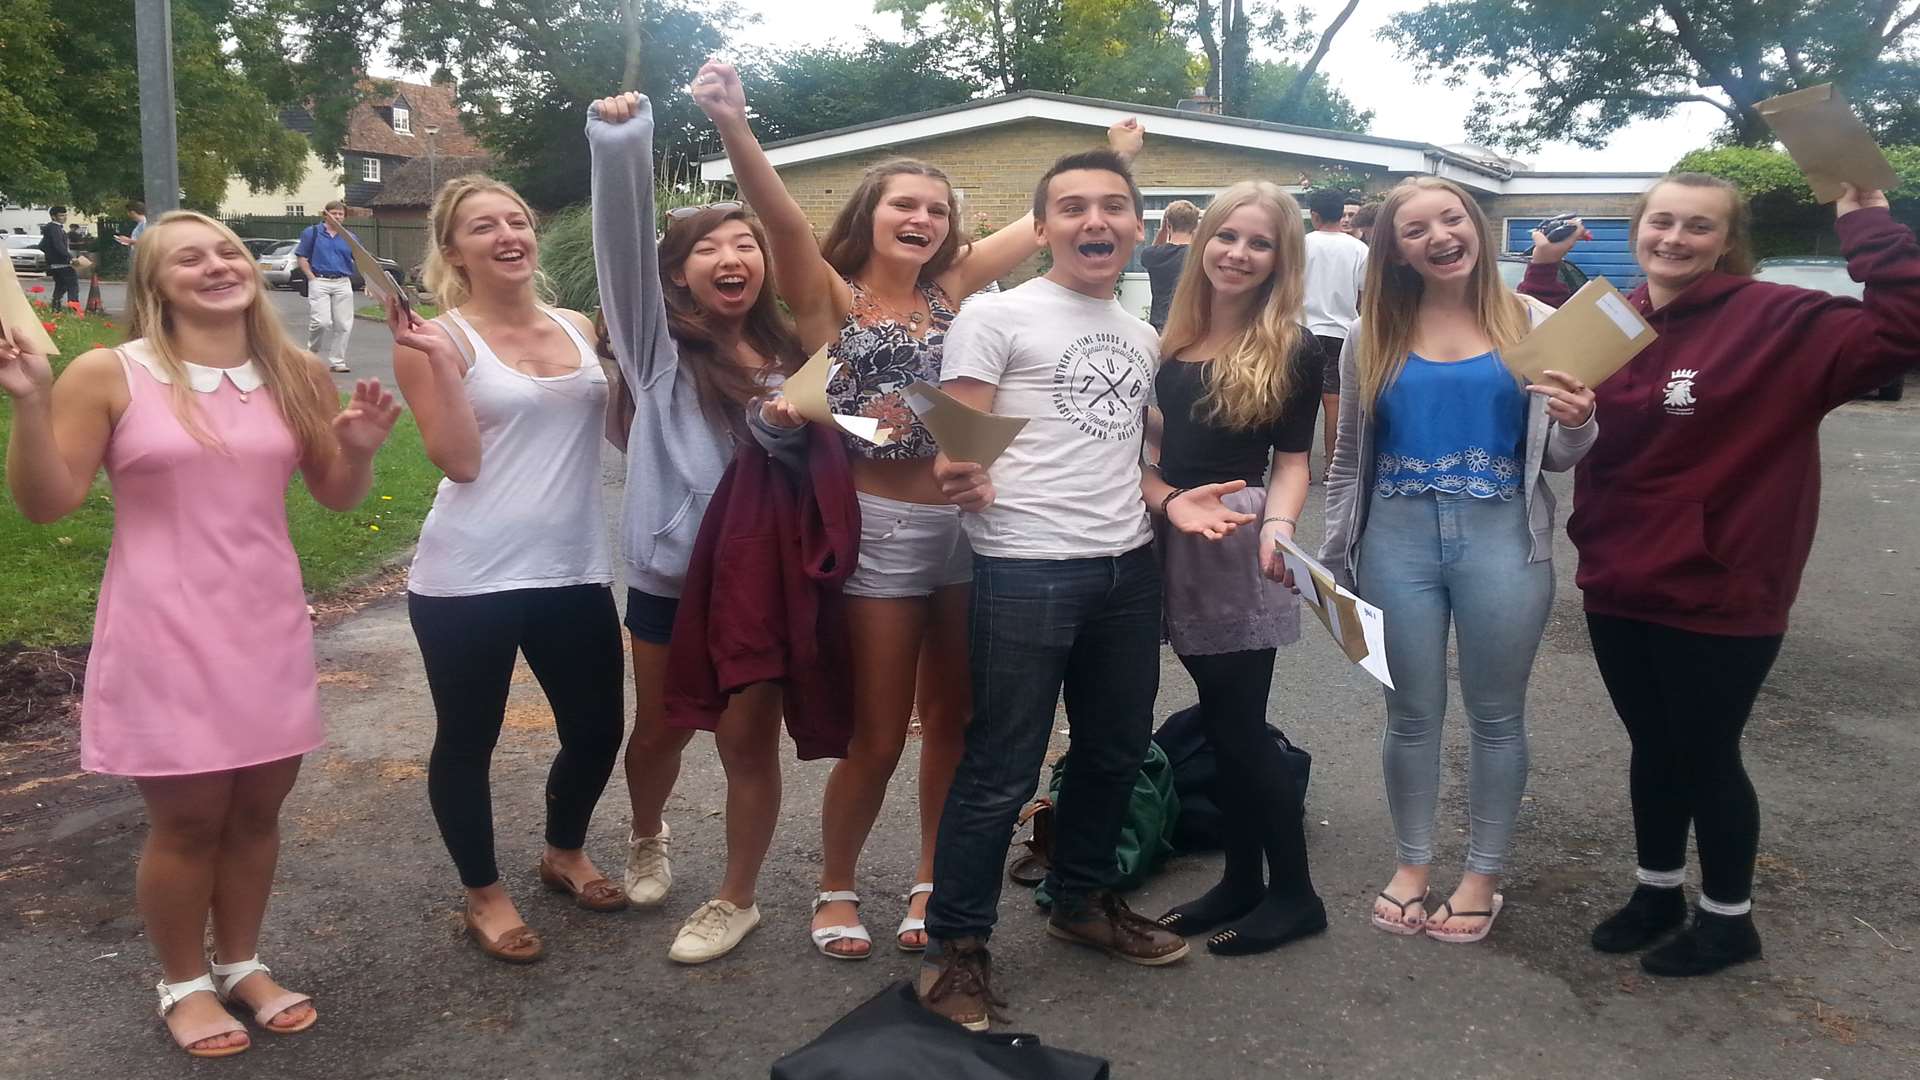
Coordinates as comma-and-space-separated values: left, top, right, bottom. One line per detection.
1520, 207, 1920, 636
665, 426, 859, 759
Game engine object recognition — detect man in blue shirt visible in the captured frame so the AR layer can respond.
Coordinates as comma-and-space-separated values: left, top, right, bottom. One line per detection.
294, 200, 359, 372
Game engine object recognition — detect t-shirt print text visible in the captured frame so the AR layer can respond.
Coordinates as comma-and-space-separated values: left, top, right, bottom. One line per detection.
1052, 332, 1153, 440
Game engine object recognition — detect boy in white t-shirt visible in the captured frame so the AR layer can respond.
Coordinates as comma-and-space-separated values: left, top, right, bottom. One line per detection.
1303, 188, 1369, 477
916, 149, 1252, 1031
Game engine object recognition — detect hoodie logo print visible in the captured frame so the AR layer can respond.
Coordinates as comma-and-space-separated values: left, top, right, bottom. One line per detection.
1662, 369, 1698, 415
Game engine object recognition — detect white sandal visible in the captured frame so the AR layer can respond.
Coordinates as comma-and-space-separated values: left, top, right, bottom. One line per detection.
209, 955, 316, 1034
156, 973, 249, 1058
897, 882, 934, 952
810, 890, 872, 960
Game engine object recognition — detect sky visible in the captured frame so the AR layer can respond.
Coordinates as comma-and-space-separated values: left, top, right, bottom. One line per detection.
723, 0, 1730, 172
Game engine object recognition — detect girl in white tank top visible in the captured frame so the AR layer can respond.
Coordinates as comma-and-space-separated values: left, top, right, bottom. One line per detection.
389, 177, 630, 966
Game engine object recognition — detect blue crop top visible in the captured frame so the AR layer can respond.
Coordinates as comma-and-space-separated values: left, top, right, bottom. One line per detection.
1373, 351, 1528, 500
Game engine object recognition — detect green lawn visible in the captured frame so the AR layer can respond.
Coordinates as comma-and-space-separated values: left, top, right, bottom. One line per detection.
356, 302, 440, 321
0, 307, 442, 646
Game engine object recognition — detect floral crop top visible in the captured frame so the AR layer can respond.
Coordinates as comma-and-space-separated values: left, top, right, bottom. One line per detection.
825, 278, 958, 460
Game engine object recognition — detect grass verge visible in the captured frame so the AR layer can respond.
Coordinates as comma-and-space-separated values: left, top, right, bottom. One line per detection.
356, 302, 440, 321
0, 306, 442, 646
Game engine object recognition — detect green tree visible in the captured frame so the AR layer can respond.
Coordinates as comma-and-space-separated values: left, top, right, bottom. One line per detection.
0, 0, 308, 211
1384, 1, 1920, 152
739, 38, 982, 142
1244, 59, 1374, 131
1673, 143, 1920, 205
391, 0, 739, 210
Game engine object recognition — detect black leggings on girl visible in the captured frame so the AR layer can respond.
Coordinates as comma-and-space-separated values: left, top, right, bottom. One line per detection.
1158, 648, 1323, 953
409, 585, 625, 889
1586, 613, 1783, 905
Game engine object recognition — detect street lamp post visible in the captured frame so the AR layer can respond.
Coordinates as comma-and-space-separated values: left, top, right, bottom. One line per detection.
424, 125, 440, 197
134, 0, 181, 213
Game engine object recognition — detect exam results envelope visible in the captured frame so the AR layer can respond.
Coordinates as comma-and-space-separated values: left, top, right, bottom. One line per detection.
1503, 277, 1656, 390
1756, 83, 1900, 205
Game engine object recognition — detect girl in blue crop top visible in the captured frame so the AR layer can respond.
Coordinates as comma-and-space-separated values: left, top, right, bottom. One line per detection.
1320, 177, 1595, 946
693, 59, 1147, 960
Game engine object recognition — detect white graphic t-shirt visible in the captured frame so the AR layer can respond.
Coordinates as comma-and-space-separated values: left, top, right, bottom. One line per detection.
940, 276, 1160, 559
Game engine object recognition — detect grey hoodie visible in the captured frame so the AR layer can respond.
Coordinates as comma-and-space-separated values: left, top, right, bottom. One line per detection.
588, 97, 737, 598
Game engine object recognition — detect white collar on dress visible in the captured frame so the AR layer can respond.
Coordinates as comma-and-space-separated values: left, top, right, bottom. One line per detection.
123, 341, 265, 393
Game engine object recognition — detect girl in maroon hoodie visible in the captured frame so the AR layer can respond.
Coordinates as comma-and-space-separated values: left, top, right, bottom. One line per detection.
1522, 175, 1920, 977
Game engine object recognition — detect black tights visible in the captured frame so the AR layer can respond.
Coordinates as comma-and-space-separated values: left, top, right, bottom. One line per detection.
1179, 649, 1315, 902
409, 585, 626, 889
1586, 614, 1783, 904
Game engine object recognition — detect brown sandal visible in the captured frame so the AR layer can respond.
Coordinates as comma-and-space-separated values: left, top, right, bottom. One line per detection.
538, 858, 629, 912
465, 912, 545, 964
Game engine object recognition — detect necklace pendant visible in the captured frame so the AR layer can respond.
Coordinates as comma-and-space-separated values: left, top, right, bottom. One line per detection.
238, 392, 251, 404
910, 312, 925, 327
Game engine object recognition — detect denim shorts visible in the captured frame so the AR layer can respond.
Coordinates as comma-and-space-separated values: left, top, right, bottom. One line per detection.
623, 587, 680, 646
845, 491, 972, 599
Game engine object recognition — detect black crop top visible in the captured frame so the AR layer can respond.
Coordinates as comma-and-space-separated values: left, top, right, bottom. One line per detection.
1155, 336, 1325, 489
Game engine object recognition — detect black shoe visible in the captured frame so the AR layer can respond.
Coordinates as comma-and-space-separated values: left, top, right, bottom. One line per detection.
1206, 894, 1328, 957
1640, 908, 1762, 977
1590, 884, 1688, 953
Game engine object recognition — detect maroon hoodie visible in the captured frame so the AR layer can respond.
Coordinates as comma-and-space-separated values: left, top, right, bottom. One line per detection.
1520, 207, 1920, 636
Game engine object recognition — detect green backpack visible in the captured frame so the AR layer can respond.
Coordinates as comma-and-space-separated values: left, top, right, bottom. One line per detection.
1032, 741, 1180, 908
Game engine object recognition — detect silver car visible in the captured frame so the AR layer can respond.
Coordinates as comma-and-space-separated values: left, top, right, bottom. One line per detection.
257, 240, 300, 288
6, 234, 46, 275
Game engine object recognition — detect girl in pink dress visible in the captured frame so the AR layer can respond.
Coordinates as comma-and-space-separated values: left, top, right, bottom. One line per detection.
0, 212, 400, 1059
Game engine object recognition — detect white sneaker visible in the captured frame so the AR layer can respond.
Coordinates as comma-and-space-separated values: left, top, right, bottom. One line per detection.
328, 361, 350, 373
668, 899, 761, 964
624, 822, 672, 907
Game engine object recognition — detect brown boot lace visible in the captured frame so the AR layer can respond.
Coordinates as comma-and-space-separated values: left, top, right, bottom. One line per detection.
926, 943, 1008, 1021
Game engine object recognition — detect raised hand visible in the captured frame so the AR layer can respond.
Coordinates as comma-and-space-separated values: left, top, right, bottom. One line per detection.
689, 60, 748, 127
1836, 184, 1890, 217
1525, 369, 1597, 427
1167, 480, 1255, 541
935, 453, 995, 513
1530, 218, 1588, 264
386, 296, 463, 376
332, 378, 402, 456
0, 324, 54, 400
1108, 117, 1145, 162
593, 91, 643, 124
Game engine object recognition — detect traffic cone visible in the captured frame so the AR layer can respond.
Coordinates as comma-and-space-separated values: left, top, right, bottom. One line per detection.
86, 270, 104, 315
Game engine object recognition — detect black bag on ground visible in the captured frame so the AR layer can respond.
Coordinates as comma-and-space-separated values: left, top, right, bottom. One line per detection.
1150, 704, 1311, 853
770, 981, 1110, 1080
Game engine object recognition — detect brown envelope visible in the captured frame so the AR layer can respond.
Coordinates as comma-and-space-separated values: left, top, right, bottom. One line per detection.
1502, 277, 1655, 389
1756, 83, 1900, 204
902, 379, 1028, 467
783, 344, 893, 445
342, 227, 414, 313
0, 254, 60, 356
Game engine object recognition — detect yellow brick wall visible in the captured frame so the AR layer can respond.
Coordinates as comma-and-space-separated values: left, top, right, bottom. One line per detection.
770, 120, 1395, 284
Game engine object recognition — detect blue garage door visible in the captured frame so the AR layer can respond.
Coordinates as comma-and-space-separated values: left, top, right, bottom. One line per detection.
1505, 217, 1640, 288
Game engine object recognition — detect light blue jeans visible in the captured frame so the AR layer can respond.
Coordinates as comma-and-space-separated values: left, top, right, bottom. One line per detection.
1356, 490, 1553, 876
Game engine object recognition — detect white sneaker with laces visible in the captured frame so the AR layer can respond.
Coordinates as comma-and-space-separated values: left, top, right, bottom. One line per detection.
668, 899, 761, 964
625, 822, 672, 907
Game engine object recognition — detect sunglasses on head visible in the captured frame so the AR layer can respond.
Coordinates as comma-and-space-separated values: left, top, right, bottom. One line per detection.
664, 201, 743, 224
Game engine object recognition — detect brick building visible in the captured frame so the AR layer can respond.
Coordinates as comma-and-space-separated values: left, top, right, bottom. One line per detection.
700, 91, 1662, 310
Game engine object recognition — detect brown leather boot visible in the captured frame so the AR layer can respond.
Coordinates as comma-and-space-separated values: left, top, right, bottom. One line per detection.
916, 936, 1005, 1032
1047, 890, 1191, 965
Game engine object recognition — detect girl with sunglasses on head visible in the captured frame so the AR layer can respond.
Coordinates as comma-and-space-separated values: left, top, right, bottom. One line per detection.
691, 58, 1143, 960
1, 211, 399, 1057
389, 174, 630, 965
588, 90, 808, 964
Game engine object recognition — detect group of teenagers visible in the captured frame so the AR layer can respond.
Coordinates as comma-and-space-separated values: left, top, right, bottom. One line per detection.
2, 57, 1918, 1056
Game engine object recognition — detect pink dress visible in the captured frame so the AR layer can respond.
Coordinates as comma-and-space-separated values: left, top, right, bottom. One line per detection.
79, 340, 322, 776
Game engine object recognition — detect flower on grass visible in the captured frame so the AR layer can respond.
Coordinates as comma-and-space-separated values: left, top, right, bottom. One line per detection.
29, 285, 44, 294
42, 322, 56, 333
368, 524, 380, 532
380, 495, 393, 501
66, 301, 82, 314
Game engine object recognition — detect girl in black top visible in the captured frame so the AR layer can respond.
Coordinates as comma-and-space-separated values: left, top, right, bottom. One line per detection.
1139, 180, 1327, 955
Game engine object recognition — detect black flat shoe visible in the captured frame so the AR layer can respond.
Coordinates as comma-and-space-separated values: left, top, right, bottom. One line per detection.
1206, 896, 1328, 957
1591, 884, 1688, 953
1641, 908, 1762, 977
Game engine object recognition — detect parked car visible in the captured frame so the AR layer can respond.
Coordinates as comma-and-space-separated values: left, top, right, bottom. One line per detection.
1752, 256, 1906, 401
6, 233, 47, 275
240, 237, 284, 258
289, 250, 405, 298
257, 240, 300, 288
1496, 252, 1588, 292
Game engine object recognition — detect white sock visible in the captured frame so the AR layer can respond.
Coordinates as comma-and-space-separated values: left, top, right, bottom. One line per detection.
1699, 895, 1752, 917
1635, 866, 1685, 889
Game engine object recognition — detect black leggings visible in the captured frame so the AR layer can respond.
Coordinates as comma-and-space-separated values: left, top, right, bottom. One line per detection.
1178, 648, 1314, 897
1586, 613, 1783, 905
409, 585, 626, 889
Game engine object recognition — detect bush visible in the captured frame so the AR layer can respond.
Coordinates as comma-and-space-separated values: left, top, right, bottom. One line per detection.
536, 178, 737, 316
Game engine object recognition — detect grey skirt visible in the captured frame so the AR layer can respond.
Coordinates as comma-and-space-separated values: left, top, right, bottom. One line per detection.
1155, 484, 1302, 656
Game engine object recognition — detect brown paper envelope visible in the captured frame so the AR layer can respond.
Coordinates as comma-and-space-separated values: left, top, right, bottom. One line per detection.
1756, 83, 1899, 204
783, 345, 893, 445
1502, 277, 1655, 389
341, 228, 402, 309
902, 379, 1028, 467
1302, 565, 1367, 663
0, 255, 60, 356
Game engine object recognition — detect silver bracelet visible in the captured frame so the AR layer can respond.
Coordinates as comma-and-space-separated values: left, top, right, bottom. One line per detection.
1263, 515, 1297, 527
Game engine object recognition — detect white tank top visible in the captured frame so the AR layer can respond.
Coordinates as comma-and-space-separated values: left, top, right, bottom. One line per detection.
407, 307, 614, 597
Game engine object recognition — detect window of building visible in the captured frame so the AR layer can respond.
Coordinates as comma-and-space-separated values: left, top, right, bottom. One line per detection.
285, 204, 305, 217
362, 157, 382, 183
392, 106, 412, 135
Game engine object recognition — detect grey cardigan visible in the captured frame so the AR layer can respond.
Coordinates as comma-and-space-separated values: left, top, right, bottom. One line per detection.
1317, 305, 1599, 589
589, 98, 737, 598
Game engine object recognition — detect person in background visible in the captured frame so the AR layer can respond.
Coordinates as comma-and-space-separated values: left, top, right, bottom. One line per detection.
1519, 174, 1920, 977
1341, 198, 1362, 233
1303, 189, 1368, 482
40, 206, 80, 310
1142, 199, 1199, 332
117, 201, 149, 248
294, 202, 358, 374
1350, 203, 1380, 245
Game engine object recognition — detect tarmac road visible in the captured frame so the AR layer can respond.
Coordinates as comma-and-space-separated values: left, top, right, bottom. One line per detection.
2, 291, 1916, 1077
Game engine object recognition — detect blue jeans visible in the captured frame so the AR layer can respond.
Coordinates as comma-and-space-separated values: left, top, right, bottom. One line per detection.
1356, 491, 1552, 876
926, 546, 1162, 943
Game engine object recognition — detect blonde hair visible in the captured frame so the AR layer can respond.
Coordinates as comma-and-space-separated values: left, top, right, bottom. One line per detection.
125, 212, 333, 458
1630, 172, 1754, 276
1354, 177, 1531, 407
1158, 182, 1308, 431
1160, 199, 1201, 234
422, 175, 548, 310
